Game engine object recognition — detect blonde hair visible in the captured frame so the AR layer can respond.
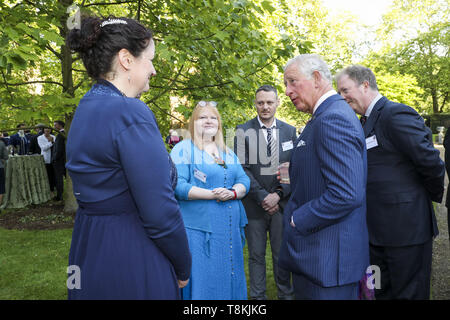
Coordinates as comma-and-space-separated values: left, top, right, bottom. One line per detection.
188, 102, 228, 153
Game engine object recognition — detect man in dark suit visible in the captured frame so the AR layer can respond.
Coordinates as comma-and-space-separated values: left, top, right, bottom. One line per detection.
52, 120, 66, 201
279, 54, 369, 300
337, 65, 445, 300
442, 128, 450, 242
9, 123, 31, 155
234, 85, 296, 300
28, 124, 45, 155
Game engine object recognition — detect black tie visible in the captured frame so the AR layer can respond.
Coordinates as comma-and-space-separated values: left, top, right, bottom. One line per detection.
360, 115, 367, 126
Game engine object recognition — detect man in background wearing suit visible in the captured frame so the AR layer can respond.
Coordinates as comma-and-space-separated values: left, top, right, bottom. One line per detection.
28, 124, 45, 155
52, 120, 66, 201
279, 54, 369, 300
234, 85, 296, 300
444, 128, 450, 242
336, 65, 445, 300
10, 123, 31, 155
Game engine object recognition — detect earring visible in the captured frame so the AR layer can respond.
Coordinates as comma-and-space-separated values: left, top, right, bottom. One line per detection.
128, 75, 131, 83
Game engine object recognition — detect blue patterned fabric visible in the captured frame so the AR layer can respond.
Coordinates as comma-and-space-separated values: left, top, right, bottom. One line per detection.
85, 79, 124, 98
66, 80, 191, 299
168, 155, 178, 190
171, 140, 250, 300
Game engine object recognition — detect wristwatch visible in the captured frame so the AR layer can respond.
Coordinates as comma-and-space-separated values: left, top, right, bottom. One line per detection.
275, 189, 284, 200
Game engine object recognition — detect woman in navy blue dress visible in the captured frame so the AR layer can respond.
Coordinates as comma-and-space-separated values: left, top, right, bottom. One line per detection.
65, 16, 191, 299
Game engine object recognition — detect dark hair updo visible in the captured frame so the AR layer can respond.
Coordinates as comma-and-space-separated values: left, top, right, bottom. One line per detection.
66, 15, 153, 80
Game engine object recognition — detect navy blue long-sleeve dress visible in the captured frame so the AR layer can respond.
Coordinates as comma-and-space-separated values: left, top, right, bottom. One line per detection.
66, 80, 191, 299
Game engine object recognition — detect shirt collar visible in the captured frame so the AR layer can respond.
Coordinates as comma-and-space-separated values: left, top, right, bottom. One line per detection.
257, 116, 276, 129
313, 90, 337, 114
366, 93, 383, 117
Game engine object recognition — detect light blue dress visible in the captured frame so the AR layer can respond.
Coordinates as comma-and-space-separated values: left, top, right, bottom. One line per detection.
171, 140, 250, 300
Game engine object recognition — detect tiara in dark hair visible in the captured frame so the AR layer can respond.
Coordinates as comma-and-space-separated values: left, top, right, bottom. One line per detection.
100, 19, 128, 28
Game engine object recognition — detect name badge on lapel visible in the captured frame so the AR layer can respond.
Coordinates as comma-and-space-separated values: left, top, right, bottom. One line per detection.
194, 168, 207, 183
366, 135, 378, 150
282, 140, 294, 151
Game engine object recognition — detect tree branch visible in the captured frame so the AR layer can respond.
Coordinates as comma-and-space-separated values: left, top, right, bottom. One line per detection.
1, 70, 14, 102
136, 0, 142, 21
193, 21, 234, 41
147, 101, 186, 125
2, 80, 65, 88
83, 1, 135, 7
149, 60, 273, 92
22, 30, 62, 61
0, 126, 66, 138
46, 43, 62, 61
150, 82, 232, 91
73, 80, 87, 91
147, 64, 185, 104
22, 0, 50, 16
72, 68, 87, 73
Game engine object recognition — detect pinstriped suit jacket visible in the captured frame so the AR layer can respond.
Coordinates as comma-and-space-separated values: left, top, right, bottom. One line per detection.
278, 94, 370, 287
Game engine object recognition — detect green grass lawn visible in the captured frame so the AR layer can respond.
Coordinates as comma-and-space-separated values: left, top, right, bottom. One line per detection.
0, 227, 72, 299
0, 226, 279, 300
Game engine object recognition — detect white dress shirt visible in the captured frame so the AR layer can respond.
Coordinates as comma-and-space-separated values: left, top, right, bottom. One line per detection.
37, 134, 55, 164
366, 93, 383, 118
257, 116, 277, 143
313, 90, 338, 115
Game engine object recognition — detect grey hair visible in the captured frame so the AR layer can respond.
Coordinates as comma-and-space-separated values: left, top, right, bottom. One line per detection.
284, 54, 332, 84
335, 65, 379, 91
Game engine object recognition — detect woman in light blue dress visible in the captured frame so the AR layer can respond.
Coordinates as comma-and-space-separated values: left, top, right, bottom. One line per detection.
171, 101, 250, 300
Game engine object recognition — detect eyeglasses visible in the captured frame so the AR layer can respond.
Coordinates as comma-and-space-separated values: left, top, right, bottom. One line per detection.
198, 100, 218, 108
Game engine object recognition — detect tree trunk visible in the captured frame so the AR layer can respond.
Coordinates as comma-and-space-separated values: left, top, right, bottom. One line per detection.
432, 88, 439, 114
59, 0, 78, 213
63, 113, 78, 213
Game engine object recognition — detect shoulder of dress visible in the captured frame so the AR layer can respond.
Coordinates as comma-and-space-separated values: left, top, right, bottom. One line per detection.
171, 139, 193, 152
118, 99, 156, 124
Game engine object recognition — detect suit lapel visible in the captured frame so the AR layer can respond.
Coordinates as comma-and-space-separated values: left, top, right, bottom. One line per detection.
276, 119, 286, 149
251, 117, 264, 146
363, 96, 387, 137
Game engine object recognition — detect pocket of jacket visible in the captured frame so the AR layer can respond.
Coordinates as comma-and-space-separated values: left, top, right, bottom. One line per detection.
375, 191, 415, 204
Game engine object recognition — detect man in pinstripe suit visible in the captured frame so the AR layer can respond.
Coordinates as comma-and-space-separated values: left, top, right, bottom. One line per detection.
278, 54, 369, 299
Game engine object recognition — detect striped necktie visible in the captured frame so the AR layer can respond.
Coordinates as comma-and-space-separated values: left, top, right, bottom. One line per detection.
264, 126, 278, 159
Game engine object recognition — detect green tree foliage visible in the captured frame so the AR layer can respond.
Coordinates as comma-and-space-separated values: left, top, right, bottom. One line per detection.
261, 0, 360, 126
0, 0, 307, 133
0, 0, 313, 211
394, 23, 449, 113
373, 0, 450, 114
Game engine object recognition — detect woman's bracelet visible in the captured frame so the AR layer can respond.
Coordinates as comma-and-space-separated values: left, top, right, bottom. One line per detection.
228, 188, 237, 200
